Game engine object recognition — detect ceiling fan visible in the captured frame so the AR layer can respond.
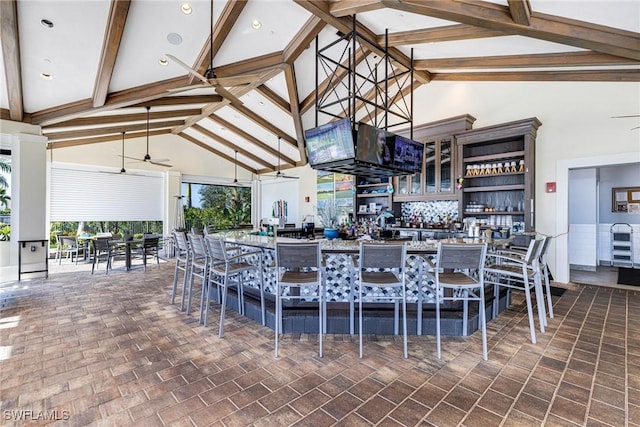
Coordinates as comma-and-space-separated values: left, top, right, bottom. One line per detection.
165, 0, 259, 106
261, 137, 299, 180
122, 106, 173, 167
103, 132, 138, 175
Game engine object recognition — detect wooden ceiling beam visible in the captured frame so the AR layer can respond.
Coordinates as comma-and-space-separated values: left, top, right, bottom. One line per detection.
229, 103, 298, 151
283, 64, 307, 164
381, 24, 504, 46
507, 0, 531, 26
213, 52, 286, 78
45, 120, 184, 142
129, 95, 222, 108
208, 114, 296, 165
383, 0, 640, 60
191, 124, 274, 169
171, 68, 281, 134
329, 0, 386, 17
193, 0, 248, 81
43, 109, 201, 129
92, 0, 131, 108
46, 129, 170, 149
431, 69, 640, 82
0, 0, 23, 121
255, 85, 291, 114
283, 16, 325, 64
31, 75, 193, 126
177, 131, 258, 174
414, 51, 640, 70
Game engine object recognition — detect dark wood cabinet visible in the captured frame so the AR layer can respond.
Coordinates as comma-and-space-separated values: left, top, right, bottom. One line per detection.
394, 114, 475, 201
456, 117, 541, 232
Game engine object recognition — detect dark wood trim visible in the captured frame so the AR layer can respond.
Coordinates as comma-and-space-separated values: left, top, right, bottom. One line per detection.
0, 0, 23, 121
47, 129, 171, 149
431, 69, 640, 82
45, 120, 184, 142
92, 0, 130, 108
255, 85, 290, 114
414, 51, 640, 70
43, 109, 201, 129
384, 0, 640, 60
283, 16, 325, 64
31, 75, 192, 125
283, 64, 306, 164
381, 24, 504, 46
507, 0, 531, 26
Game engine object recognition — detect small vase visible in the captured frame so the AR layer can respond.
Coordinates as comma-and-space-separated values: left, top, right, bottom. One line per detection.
323, 228, 339, 240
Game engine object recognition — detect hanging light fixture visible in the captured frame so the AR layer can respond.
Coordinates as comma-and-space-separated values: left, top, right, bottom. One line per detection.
233, 150, 238, 183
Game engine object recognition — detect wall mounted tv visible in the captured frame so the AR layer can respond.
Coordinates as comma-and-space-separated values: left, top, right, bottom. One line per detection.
355, 122, 395, 167
393, 135, 424, 173
304, 118, 355, 167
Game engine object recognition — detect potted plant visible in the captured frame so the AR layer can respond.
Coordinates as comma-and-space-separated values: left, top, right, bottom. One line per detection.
0, 222, 10, 267
317, 202, 339, 239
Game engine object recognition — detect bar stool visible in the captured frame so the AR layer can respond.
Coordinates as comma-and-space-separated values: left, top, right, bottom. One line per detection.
485, 238, 546, 344
274, 241, 324, 357
170, 230, 190, 310
185, 233, 208, 315
354, 242, 408, 359
204, 236, 264, 336
425, 242, 488, 360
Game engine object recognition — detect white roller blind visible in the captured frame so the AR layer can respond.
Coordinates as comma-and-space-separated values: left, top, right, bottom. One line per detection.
50, 165, 164, 221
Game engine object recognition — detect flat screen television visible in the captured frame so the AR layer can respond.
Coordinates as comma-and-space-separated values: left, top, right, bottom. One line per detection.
304, 118, 355, 167
355, 122, 394, 167
393, 135, 424, 173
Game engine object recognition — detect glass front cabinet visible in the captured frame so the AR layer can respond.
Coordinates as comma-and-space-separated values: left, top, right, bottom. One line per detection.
394, 115, 476, 201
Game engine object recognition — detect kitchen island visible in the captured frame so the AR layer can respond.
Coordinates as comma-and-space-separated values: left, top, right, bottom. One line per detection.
208, 232, 511, 336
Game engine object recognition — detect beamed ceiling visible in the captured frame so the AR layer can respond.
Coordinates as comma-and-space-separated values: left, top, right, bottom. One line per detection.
1, 0, 638, 175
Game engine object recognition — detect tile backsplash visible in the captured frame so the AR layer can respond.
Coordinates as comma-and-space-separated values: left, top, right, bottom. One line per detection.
400, 201, 459, 222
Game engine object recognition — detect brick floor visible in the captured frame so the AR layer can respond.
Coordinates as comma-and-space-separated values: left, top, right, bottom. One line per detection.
0, 260, 638, 426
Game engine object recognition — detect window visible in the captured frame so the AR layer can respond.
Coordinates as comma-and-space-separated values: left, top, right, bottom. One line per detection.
181, 182, 251, 231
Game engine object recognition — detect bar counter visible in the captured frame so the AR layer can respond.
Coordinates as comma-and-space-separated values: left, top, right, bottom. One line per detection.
209, 232, 511, 336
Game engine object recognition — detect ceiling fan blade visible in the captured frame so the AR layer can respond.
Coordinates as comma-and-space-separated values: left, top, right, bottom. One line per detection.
165, 54, 210, 85
149, 160, 173, 168
213, 85, 244, 106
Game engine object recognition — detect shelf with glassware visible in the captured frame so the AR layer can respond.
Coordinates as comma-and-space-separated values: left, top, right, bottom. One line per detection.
355, 177, 393, 218
456, 117, 541, 232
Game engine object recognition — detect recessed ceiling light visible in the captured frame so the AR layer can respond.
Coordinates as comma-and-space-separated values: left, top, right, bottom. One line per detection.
251, 19, 262, 30
159, 58, 169, 66
40, 18, 54, 28
181, 3, 192, 14
259, 101, 265, 105
167, 32, 183, 45
40, 73, 52, 80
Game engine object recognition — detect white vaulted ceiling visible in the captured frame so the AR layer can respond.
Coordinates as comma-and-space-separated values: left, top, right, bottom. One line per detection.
1, 0, 638, 175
